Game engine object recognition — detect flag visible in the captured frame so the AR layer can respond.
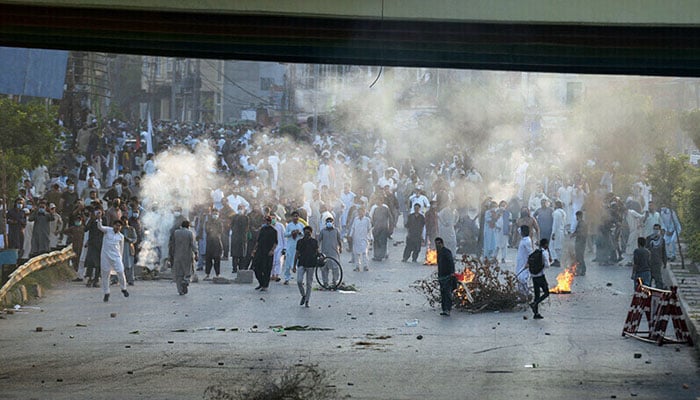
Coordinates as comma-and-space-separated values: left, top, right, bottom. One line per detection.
146, 111, 154, 154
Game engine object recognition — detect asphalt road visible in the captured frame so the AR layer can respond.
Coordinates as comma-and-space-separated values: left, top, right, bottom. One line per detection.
1, 233, 699, 400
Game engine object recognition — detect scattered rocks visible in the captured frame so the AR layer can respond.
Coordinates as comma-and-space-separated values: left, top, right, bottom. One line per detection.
416, 335, 423, 340
110, 313, 117, 318
127, 371, 133, 375
633, 353, 642, 359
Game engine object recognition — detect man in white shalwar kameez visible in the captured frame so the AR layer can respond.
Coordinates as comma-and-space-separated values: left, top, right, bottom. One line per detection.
550, 201, 567, 267
96, 217, 130, 302
516, 225, 534, 299
349, 208, 372, 271
437, 203, 458, 255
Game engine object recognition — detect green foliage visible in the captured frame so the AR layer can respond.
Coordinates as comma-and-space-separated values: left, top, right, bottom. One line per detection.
645, 148, 689, 209
680, 109, 700, 150
0, 98, 58, 198
681, 170, 700, 261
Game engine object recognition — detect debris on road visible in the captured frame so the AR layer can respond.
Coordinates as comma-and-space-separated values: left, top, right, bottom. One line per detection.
405, 319, 419, 327
413, 256, 520, 312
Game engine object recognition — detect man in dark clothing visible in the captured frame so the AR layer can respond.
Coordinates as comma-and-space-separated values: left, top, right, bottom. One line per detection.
424, 200, 439, 249
84, 207, 106, 287
402, 203, 425, 263
645, 224, 667, 289
571, 211, 587, 276
6, 198, 27, 253
230, 204, 249, 272
204, 209, 224, 280
633, 237, 652, 290
170, 220, 198, 295
529, 238, 551, 320
371, 201, 391, 261
294, 225, 319, 307
252, 215, 277, 291
435, 237, 456, 316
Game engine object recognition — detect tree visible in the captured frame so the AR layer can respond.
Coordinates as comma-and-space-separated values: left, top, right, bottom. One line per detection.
645, 149, 690, 209
681, 109, 700, 150
0, 98, 58, 199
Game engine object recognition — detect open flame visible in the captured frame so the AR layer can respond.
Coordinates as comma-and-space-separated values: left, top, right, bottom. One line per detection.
453, 267, 476, 303
424, 249, 437, 265
455, 268, 475, 283
550, 264, 577, 294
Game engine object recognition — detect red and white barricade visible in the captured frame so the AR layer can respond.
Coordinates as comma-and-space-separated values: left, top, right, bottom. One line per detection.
622, 279, 694, 346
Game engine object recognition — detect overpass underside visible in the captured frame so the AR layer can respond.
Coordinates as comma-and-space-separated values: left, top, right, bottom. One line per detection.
1, 2, 700, 76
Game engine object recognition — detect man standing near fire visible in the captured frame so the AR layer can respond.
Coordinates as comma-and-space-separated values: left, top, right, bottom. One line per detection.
435, 237, 456, 316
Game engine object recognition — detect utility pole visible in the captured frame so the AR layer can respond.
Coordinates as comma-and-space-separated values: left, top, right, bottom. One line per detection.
313, 64, 319, 135
170, 58, 177, 121
194, 59, 201, 123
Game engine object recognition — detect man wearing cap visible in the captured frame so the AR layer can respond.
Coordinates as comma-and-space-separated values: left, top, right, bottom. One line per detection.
252, 215, 278, 291
95, 213, 129, 302
318, 213, 342, 287
170, 220, 198, 295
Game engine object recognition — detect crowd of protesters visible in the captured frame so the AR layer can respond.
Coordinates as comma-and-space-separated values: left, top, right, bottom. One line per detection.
3, 112, 682, 304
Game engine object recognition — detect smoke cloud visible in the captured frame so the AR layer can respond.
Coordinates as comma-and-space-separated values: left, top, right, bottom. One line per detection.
139, 142, 221, 268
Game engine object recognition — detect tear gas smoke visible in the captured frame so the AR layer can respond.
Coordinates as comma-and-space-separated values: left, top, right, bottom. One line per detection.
139, 143, 221, 269
296, 67, 697, 224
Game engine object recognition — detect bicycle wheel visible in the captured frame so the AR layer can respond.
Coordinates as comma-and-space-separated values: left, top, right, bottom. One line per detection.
315, 256, 343, 290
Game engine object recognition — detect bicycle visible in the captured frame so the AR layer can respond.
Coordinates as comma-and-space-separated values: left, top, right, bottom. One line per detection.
314, 254, 343, 290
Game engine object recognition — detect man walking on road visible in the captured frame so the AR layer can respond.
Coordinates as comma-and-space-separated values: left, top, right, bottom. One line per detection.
252, 215, 277, 291
402, 203, 425, 263
435, 237, 456, 316
318, 214, 342, 288
294, 225, 319, 307
529, 238, 551, 320
170, 220, 198, 295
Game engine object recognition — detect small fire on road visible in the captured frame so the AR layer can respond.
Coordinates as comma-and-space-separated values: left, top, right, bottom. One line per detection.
550, 264, 577, 294
424, 249, 437, 265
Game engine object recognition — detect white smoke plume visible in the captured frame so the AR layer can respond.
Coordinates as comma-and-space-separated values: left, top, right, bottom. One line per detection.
139, 143, 222, 269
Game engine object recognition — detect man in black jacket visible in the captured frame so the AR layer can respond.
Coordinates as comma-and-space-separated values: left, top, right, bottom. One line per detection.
436, 237, 456, 316
252, 215, 277, 291
402, 203, 425, 263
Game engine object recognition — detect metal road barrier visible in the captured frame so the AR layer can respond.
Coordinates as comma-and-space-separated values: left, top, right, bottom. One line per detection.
0, 246, 75, 304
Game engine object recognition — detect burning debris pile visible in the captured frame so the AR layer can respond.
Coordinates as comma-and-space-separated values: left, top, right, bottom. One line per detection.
550, 264, 577, 294
413, 255, 520, 312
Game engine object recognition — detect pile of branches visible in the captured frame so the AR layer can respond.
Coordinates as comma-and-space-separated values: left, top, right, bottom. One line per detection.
412, 255, 522, 312
204, 364, 337, 400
